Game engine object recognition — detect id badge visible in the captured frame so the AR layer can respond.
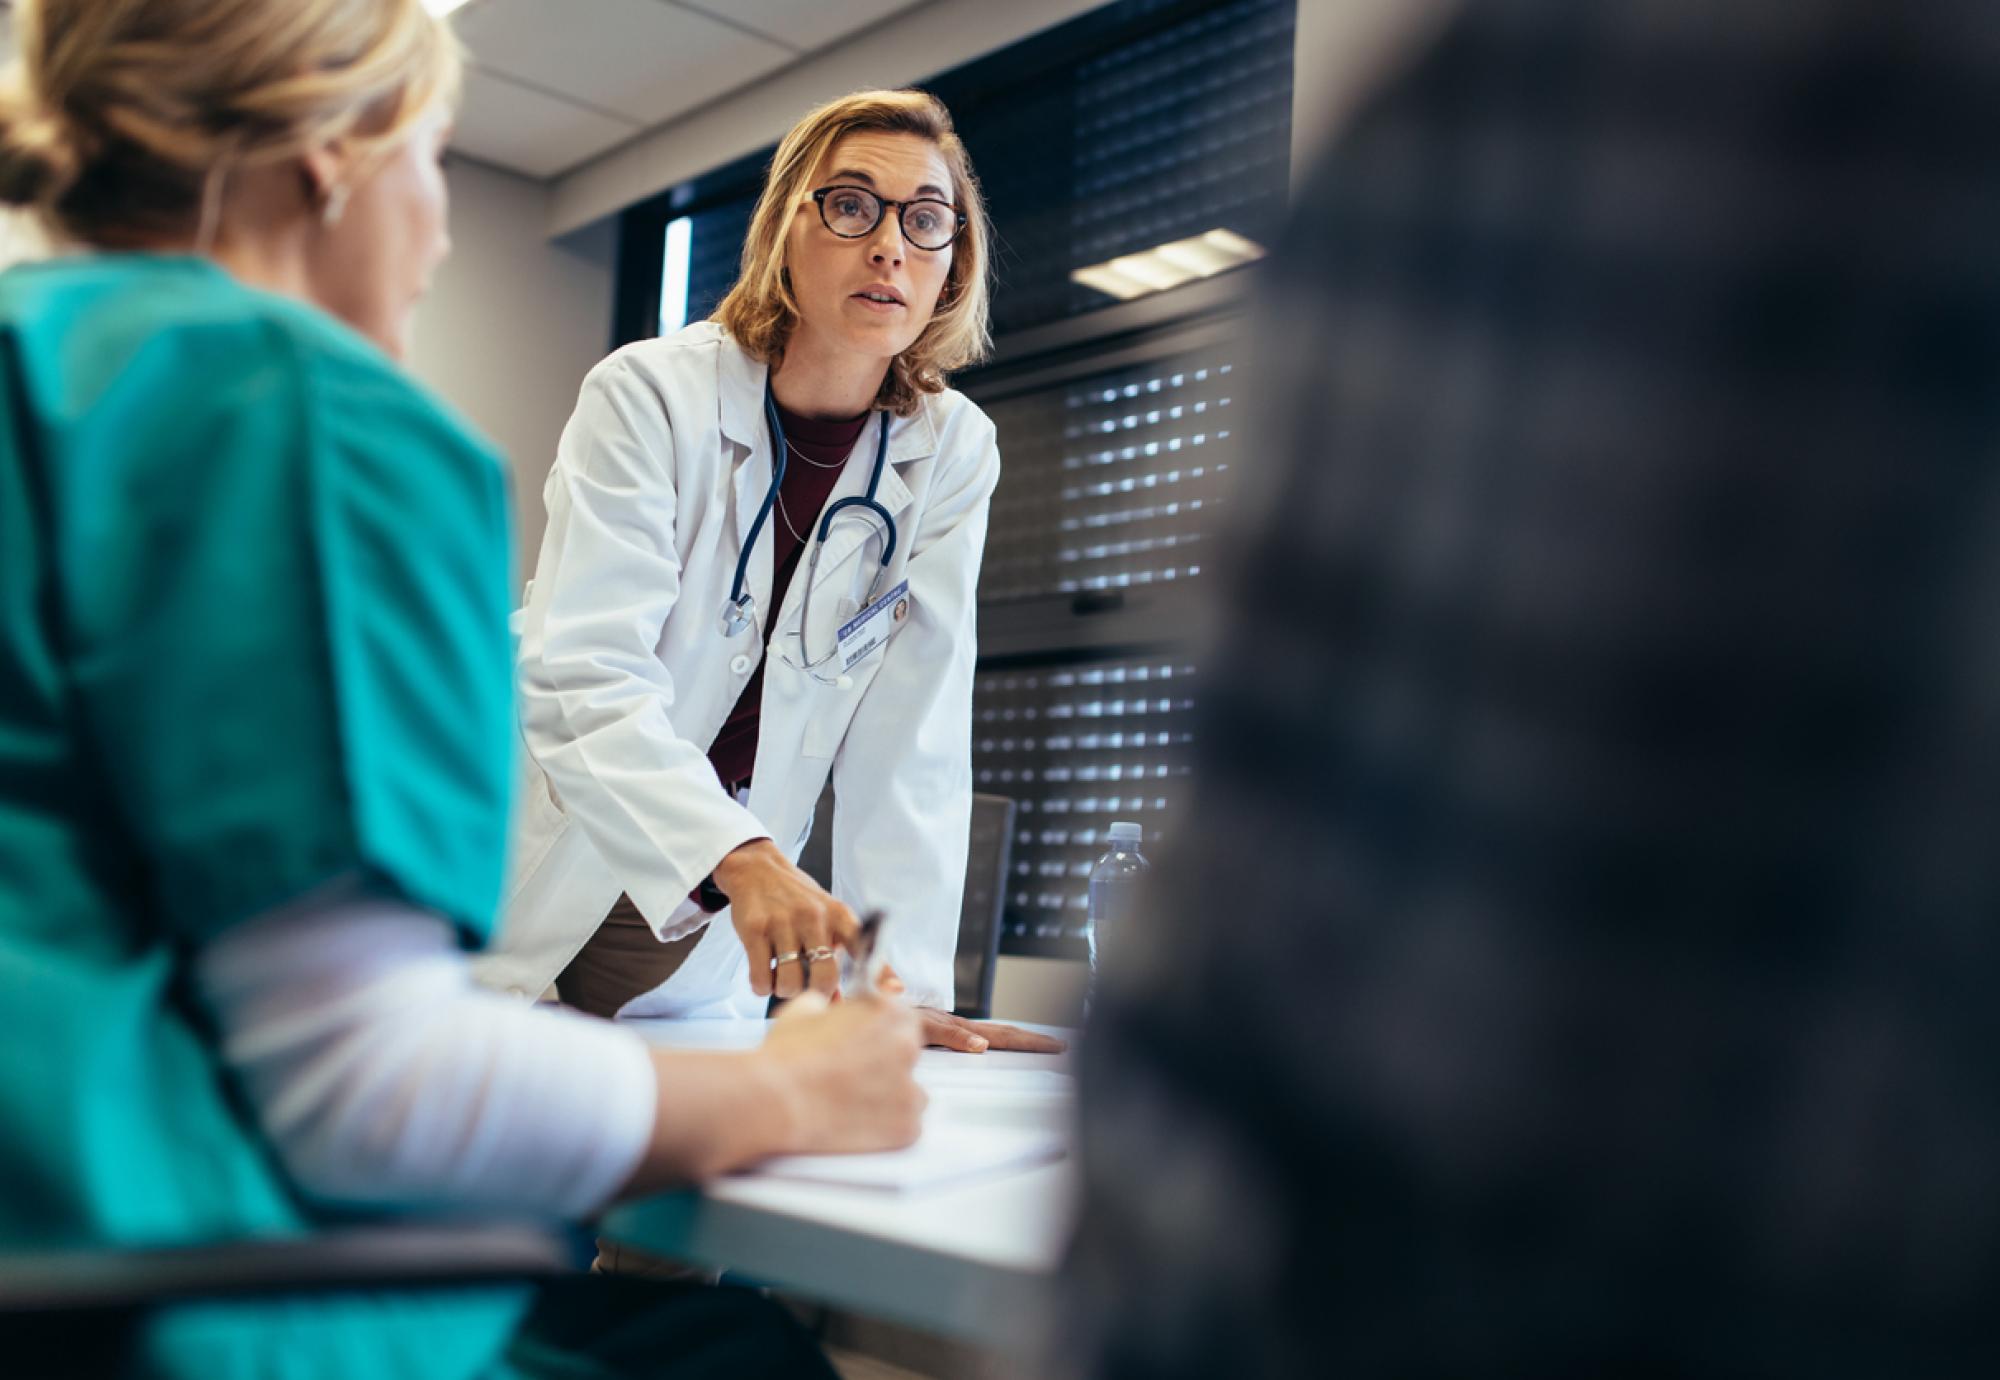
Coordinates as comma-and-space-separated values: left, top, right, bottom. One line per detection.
833, 579, 912, 672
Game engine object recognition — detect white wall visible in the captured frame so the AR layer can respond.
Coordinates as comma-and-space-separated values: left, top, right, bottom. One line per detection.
992, 956, 1088, 1026
406, 155, 616, 566
0, 211, 46, 272
0, 4, 38, 270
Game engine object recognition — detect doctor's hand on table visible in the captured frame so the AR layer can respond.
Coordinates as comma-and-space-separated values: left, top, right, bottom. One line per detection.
713, 838, 1067, 1055
900, 995, 1066, 1055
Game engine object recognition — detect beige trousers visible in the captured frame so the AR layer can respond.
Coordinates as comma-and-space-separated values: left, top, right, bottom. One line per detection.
555, 893, 705, 1019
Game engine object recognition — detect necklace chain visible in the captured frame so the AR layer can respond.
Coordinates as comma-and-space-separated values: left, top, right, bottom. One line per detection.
774, 488, 809, 545
770, 411, 874, 550
783, 435, 850, 470
773, 430, 856, 544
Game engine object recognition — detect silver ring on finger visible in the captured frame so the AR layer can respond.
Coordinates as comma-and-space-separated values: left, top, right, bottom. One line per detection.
772, 950, 802, 967
806, 945, 836, 964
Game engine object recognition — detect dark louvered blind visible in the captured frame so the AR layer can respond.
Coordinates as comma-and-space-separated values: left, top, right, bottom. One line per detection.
973, 654, 1200, 951
977, 343, 1241, 605
962, 323, 1245, 955
972, 0, 1295, 334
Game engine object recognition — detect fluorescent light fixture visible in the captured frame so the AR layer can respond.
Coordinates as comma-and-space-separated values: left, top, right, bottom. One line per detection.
1070, 228, 1267, 303
424, 0, 475, 16
1107, 252, 1196, 293
1071, 264, 1153, 301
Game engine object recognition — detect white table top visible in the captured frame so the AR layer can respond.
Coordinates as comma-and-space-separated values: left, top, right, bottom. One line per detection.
599, 1017, 1079, 1344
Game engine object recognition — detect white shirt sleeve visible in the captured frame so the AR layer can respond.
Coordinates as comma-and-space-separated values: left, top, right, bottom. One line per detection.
194, 895, 657, 1217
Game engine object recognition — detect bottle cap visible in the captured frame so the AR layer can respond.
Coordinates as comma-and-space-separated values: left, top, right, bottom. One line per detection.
1108, 821, 1141, 845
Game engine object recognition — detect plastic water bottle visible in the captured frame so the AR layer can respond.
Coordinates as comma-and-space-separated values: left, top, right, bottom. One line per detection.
1086, 821, 1149, 999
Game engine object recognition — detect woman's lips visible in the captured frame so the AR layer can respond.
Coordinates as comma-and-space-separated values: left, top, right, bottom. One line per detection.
851, 293, 906, 314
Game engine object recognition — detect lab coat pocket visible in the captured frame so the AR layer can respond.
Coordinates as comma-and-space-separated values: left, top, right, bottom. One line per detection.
799, 647, 887, 759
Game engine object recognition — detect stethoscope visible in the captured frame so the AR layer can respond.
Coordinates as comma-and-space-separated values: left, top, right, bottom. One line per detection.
719, 381, 899, 685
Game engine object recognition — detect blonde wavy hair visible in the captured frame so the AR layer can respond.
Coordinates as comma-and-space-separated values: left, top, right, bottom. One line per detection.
713, 89, 993, 417
0, 0, 460, 247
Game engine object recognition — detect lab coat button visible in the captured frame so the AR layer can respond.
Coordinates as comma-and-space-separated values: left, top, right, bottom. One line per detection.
730, 653, 753, 675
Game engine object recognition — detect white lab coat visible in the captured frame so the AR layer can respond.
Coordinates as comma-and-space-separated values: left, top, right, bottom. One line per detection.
475, 322, 996, 1015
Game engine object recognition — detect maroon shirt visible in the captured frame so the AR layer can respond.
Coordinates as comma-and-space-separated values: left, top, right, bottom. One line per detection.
704, 402, 870, 791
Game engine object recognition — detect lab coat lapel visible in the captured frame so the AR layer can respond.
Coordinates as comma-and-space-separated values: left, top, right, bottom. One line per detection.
718, 343, 776, 635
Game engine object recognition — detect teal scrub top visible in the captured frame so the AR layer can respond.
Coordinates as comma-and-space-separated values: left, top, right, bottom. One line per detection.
0, 255, 523, 1380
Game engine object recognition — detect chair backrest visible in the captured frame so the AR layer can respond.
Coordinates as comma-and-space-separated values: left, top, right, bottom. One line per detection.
954, 793, 1016, 1019
795, 785, 1016, 1018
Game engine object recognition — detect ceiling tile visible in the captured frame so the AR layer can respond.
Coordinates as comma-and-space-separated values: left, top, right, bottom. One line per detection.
673, 0, 929, 53
449, 64, 640, 179
455, 0, 796, 129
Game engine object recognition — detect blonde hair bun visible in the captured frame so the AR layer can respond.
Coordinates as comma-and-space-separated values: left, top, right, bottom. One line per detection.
0, 87, 85, 209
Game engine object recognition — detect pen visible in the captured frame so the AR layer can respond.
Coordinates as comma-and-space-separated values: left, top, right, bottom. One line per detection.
839, 909, 891, 1000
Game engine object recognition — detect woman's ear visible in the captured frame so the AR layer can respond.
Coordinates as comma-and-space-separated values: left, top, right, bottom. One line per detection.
299, 143, 351, 223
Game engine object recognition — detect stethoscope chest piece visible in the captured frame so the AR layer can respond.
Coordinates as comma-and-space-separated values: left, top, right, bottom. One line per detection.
719, 593, 757, 638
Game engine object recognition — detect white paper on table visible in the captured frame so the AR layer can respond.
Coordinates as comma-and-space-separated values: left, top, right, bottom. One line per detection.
914, 1062, 1073, 1094
914, 1063, 1075, 1131
740, 1121, 1066, 1194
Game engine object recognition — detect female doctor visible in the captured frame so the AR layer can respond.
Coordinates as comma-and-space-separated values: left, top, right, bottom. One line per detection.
479, 90, 1060, 1054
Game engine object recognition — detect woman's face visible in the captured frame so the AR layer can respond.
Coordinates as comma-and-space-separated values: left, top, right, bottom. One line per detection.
310, 103, 453, 360
783, 131, 957, 369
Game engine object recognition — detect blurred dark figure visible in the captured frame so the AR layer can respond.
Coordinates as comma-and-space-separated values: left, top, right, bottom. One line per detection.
1065, 0, 2000, 1375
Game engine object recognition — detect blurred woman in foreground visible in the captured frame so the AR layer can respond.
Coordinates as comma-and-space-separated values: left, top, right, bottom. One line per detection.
0, 2, 919, 1375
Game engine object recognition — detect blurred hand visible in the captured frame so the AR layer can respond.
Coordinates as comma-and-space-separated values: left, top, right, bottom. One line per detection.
715, 839, 859, 1000
915, 1006, 1068, 1055
757, 991, 926, 1153
871, 963, 1070, 1052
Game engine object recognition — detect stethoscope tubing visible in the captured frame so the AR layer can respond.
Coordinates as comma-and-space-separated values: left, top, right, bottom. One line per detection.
721, 380, 897, 647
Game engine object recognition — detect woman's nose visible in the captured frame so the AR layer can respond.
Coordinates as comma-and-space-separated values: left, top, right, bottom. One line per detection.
867, 214, 906, 265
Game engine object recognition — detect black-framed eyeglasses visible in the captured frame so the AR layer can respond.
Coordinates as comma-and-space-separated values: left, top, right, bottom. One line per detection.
811, 185, 966, 251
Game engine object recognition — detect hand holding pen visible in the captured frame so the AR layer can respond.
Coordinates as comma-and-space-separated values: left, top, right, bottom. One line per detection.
758, 910, 926, 1154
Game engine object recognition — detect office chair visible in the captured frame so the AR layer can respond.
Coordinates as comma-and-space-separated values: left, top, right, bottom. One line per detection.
0, 1222, 579, 1373
795, 785, 1016, 1019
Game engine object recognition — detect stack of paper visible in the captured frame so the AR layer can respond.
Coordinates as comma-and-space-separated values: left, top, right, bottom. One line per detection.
915, 1064, 1073, 1132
